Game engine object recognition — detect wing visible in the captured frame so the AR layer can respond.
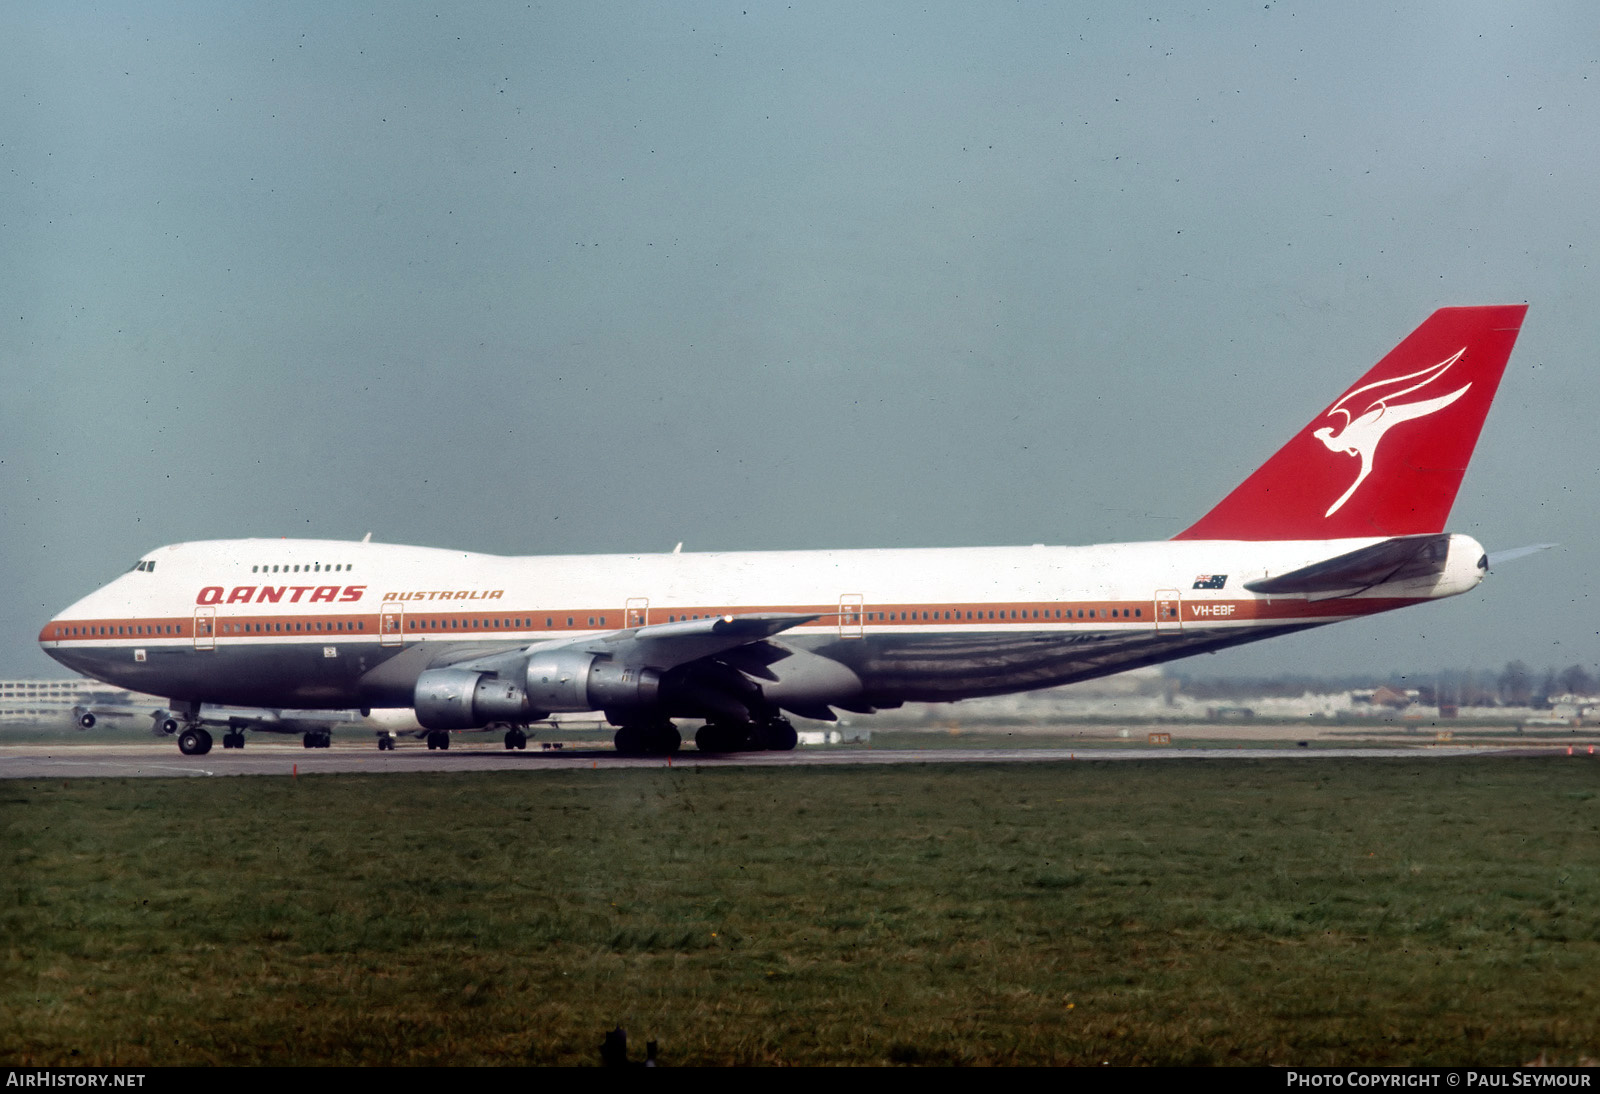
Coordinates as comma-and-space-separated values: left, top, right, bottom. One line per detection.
202, 707, 367, 735
69, 702, 167, 731
70, 701, 363, 736
411, 611, 830, 731
449, 611, 823, 677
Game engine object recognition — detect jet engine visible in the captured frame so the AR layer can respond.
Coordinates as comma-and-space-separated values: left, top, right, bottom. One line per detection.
414, 668, 534, 730
413, 652, 661, 729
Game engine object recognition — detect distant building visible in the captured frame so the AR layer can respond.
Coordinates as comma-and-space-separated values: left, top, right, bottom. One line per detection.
1353, 685, 1417, 709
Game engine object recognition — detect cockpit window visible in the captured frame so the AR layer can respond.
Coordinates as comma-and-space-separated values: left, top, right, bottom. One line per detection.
130, 560, 156, 573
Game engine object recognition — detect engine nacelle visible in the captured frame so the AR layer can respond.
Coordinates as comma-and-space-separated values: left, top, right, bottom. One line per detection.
414, 654, 662, 728
524, 650, 660, 712
414, 668, 539, 730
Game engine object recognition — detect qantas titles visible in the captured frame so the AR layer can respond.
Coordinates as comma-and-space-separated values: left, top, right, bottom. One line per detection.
196, 585, 366, 606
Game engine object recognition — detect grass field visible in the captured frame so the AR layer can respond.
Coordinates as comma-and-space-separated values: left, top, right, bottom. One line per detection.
4, 757, 1598, 1065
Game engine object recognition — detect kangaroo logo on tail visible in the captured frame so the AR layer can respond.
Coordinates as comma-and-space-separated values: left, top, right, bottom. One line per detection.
1312, 348, 1471, 517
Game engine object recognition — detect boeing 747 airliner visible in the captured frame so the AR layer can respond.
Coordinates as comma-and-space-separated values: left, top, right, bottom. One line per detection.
40, 305, 1529, 756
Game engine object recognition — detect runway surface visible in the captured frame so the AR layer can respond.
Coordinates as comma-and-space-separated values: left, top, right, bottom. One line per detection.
0, 740, 1569, 779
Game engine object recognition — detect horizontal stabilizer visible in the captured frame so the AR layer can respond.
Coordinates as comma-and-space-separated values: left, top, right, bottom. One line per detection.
1244, 534, 1453, 597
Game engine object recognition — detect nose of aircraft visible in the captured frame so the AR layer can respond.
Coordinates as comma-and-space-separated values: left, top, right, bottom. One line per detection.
39, 606, 67, 648
38, 613, 74, 672
37, 579, 125, 672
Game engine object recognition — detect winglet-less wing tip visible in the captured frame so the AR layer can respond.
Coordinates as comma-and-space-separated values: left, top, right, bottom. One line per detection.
1485, 543, 1557, 569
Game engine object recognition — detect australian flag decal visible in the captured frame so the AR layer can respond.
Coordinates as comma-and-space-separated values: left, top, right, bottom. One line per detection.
1192, 574, 1228, 590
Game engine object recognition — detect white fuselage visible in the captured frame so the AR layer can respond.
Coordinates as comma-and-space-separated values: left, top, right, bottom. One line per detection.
39, 534, 1486, 715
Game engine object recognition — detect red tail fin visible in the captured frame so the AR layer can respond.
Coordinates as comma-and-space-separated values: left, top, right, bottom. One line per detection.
1174, 305, 1528, 541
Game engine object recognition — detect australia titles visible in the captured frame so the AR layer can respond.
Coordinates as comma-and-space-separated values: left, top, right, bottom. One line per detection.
380, 589, 505, 602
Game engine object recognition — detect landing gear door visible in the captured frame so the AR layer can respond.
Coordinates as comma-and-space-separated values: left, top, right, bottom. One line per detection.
193, 607, 215, 651
839, 593, 865, 638
380, 600, 404, 647
625, 598, 649, 628
1154, 589, 1183, 633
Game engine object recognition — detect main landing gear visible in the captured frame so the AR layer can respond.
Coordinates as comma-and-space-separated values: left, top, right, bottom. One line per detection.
503, 727, 529, 750
301, 731, 331, 749
613, 721, 682, 757
425, 730, 452, 750
221, 730, 246, 749
693, 716, 798, 755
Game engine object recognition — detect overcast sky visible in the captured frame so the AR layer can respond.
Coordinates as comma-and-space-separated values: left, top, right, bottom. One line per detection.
4, 2, 1596, 683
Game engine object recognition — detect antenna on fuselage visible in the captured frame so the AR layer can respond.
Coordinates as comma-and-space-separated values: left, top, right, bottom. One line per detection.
672, 542, 683, 554
361, 532, 372, 543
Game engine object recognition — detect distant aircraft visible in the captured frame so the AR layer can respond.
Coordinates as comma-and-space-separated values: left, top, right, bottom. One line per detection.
39, 305, 1530, 757
69, 701, 393, 749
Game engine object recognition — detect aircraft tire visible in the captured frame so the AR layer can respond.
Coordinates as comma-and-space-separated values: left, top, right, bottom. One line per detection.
178, 728, 212, 756
760, 717, 798, 752
695, 722, 747, 754
651, 723, 682, 756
